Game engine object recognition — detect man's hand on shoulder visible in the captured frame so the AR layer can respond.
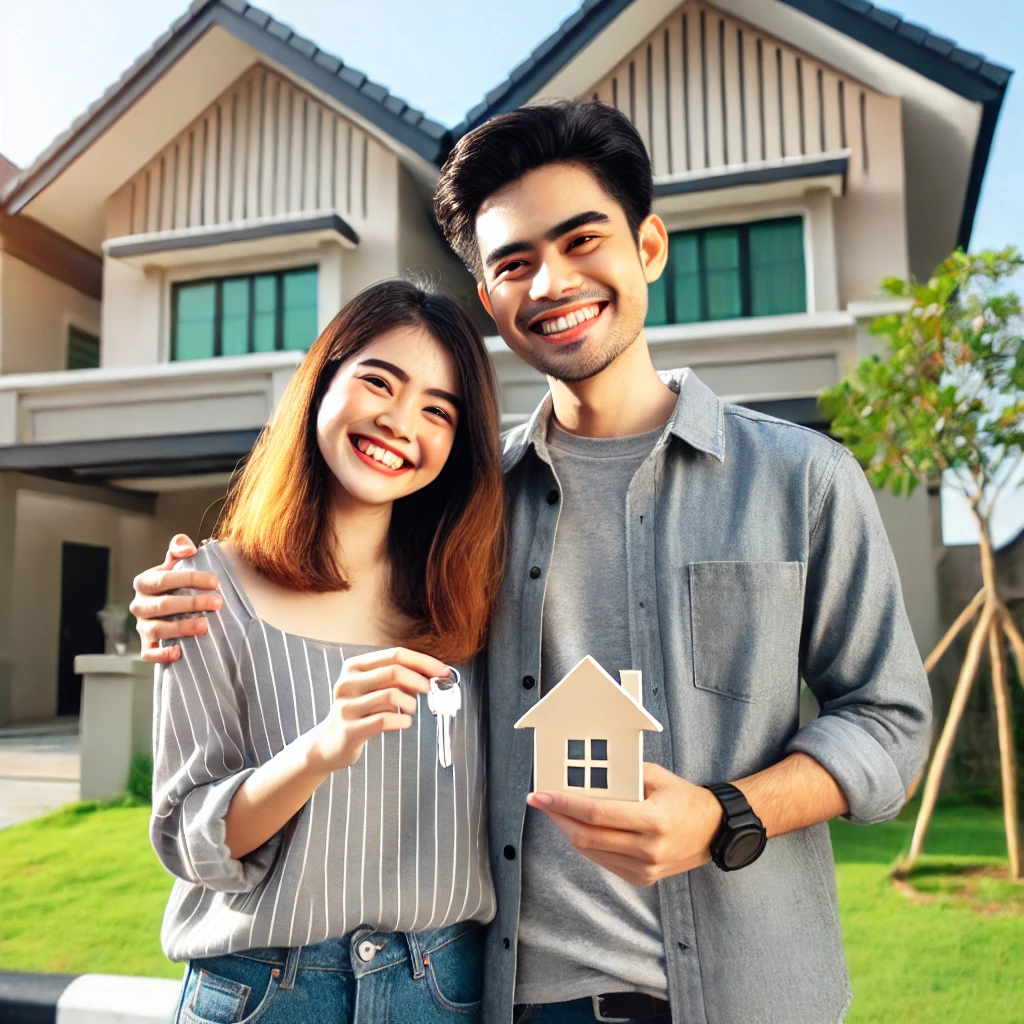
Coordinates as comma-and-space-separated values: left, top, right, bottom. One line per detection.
131, 533, 223, 664
527, 763, 722, 887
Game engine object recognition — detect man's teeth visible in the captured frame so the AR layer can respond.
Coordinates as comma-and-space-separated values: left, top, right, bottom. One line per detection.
357, 439, 405, 469
539, 304, 601, 336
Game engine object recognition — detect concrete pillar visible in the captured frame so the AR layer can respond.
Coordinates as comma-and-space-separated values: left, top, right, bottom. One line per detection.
0, 472, 16, 725
75, 654, 155, 800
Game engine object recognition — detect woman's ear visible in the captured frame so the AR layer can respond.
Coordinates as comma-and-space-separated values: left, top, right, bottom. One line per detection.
638, 214, 669, 284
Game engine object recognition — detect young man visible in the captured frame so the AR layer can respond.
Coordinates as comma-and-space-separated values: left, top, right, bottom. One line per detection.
132, 102, 931, 1024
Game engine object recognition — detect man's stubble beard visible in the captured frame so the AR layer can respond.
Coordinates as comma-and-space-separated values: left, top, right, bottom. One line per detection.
526, 299, 647, 384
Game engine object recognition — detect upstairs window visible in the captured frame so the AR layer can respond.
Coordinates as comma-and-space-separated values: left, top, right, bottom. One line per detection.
172, 266, 318, 361
67, 326, 100, 370
646, 216, 806, 326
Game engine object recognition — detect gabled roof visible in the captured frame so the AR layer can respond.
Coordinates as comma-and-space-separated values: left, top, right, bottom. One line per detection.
0, 0, 451, 215
515, 656, 662, 732
453, 0, 1012, 249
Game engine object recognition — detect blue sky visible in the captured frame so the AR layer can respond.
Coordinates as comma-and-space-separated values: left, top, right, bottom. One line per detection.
0, 0, 1020, 542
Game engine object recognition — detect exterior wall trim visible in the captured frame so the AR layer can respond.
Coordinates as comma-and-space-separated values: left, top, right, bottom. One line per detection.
653, 154, 848, 197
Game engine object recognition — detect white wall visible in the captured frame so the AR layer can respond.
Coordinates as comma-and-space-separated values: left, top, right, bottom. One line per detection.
0, 253, 101, 375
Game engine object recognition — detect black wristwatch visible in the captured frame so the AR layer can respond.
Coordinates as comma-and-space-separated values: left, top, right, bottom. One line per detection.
704, 782, 767, 871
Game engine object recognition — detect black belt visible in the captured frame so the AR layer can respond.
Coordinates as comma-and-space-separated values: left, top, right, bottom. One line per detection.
592, 992, 672, 1021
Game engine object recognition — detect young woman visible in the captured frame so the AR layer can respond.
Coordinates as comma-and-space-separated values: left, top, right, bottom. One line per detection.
150, 279, 505, 1024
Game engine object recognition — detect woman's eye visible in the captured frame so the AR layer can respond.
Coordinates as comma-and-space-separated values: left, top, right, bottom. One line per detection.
362, 375, 391, 392
426, 406, 453, 423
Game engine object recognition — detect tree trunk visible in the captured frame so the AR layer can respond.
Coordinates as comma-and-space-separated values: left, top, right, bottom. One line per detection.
989, 619, 1021, 881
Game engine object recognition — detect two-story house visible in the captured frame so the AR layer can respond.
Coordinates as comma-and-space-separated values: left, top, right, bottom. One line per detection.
0, 0, 1011, 725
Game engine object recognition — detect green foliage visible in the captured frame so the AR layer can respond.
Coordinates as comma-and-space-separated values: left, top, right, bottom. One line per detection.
820, 248, 1024, 517
127, 754, 153, 804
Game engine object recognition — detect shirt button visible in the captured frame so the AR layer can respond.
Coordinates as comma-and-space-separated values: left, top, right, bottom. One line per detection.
522, 675, 536, 690
503, 937, 511, 949
356, 940, 377, 962
529, 566, 541, 579
546, 490, 559, 505
504, 844, 516, 860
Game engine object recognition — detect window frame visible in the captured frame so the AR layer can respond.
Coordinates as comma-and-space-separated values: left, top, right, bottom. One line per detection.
566, 737, 610, 790
170, 264, 319, 361
66, 323, 101, 370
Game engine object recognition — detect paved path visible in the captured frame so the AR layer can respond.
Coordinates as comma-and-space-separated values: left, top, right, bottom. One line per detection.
0, 721, 81, 828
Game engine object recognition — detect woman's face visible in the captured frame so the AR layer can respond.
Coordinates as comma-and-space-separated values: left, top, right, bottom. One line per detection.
316, 324, 463, 508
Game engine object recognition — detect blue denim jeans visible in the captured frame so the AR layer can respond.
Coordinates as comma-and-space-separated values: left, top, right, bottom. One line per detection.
513, 999, 671, 1024
173, 920, 483, 1024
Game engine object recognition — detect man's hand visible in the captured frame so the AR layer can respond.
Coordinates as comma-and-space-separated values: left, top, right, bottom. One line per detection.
130, 534, 222, 665
527, 762, 723, 887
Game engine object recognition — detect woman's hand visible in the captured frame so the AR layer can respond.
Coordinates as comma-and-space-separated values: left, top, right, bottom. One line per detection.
306, 647, 450, 772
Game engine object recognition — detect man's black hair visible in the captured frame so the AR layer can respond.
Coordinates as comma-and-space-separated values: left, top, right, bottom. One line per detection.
434, 100, 654, 279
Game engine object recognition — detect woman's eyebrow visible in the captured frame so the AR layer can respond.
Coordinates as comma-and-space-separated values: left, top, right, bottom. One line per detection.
425, 388, 463, 411
358, 358, 408, 381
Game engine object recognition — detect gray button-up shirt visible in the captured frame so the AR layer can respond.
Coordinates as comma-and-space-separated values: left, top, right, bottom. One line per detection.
483, 368, 932, 1024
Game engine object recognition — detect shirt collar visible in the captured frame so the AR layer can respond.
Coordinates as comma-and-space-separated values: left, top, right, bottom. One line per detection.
501, 367, 726, 473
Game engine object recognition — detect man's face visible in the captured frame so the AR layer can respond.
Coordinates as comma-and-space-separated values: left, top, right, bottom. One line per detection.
474, 163, 665, 383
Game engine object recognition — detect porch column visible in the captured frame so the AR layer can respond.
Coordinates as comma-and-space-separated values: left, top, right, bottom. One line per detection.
0, 472, 16, 725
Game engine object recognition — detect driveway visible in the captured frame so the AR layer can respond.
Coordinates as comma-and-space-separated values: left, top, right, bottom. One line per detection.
0, 721, 80, 828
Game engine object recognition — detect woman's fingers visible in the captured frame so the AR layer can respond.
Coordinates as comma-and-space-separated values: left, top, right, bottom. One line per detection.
132, 568, 221, 600
334, 663, 433, 701
339, 646, 449, 681
345, 712, 414, 748
341, 687, 419, 720
142, 644, 183, 665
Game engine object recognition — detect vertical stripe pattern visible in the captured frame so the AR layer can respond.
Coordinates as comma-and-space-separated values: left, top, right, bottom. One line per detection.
150, 540, 494, 962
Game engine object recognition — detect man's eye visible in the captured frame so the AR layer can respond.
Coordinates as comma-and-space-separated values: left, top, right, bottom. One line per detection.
498, 260, 526, 277
568, 234, 598, 250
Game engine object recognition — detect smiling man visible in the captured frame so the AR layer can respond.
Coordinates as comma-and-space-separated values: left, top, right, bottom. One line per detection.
132, 101, 931, 1024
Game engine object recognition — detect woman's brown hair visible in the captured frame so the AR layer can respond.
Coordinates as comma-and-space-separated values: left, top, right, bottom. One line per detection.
215, 279, 506, 664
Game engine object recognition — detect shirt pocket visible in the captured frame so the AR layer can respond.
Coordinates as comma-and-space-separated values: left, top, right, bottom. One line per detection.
688, 560, 803, 703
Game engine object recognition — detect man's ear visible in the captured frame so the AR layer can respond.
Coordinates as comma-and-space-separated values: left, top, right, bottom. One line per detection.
638, 214, 669, 284
477, 280, 495, 321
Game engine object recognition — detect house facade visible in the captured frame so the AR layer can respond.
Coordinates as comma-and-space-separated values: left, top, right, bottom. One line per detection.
0, 0, 1011, 725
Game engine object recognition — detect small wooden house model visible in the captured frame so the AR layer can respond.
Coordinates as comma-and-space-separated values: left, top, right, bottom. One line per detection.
514, 656, 663, 802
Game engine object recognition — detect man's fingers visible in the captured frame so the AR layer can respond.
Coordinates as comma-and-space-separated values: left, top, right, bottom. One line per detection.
339, 646, 449, 681
334, 664, 431, 700
538, 806, 653, 859
528, 790, 650, 832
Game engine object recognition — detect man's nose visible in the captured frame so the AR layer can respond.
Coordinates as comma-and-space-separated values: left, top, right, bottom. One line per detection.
529, 254, 578, 302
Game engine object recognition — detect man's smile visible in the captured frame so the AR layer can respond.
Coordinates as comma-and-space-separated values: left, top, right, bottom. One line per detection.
527, 300, 610, 344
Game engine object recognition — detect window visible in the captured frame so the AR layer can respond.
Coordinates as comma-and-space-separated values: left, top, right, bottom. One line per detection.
566, 738, 609, 789
172, 266, 318, 361
646, 216, 806, 326
67, 326, 100, 370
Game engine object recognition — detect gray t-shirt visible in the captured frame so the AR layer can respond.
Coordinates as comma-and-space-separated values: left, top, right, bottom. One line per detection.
515, 422, 668, 1005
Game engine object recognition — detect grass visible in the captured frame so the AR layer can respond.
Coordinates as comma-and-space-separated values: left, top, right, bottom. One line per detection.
0, 794, 1021, 1021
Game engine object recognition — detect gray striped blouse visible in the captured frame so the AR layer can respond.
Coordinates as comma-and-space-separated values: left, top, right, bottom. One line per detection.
150, 540, 495, 961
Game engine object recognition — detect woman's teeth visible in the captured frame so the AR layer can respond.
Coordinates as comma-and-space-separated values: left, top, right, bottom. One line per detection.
356, 438, 406, 470
538, 304, 601, 336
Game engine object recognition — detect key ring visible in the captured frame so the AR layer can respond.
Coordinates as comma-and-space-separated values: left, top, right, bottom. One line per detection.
428, 666, 461, 691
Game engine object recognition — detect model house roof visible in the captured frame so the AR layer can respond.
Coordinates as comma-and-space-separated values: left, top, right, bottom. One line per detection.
0, 0, 451, 223
454, 0, 1011, 251
515, 656, 663, 732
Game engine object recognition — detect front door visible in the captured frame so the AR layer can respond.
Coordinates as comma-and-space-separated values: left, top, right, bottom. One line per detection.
57, 542, 110, 717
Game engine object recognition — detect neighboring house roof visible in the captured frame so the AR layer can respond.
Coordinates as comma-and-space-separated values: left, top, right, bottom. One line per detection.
515, 656, 663, 732
454, 0, 1012, 249
0, 0, 451, 215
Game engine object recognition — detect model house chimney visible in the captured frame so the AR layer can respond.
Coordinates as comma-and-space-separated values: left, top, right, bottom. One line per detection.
619, 670, 642, 706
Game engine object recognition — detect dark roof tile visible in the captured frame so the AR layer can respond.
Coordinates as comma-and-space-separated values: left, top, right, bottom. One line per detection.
220, 0, 248, 13
288, 34, 318, 59
418, 119, 449, 142
949, 49, 984, 72
338, 66, 367, 89
402, 108, 424, 125
243, 7, 271, 28
895, 22, 929, 46
360, 82, 388, 103
265, 19, 292, 42
508, 56, 537, 83
313, 51, 342, 73
837, 0, 872, 13
383, 95, 406, 115
865, 8, 901, 31
923, 33, 957, 57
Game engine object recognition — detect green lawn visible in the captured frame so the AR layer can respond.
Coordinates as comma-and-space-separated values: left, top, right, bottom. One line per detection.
0, 796, 1021, 1020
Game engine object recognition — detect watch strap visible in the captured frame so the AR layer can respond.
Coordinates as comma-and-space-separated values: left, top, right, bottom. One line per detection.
705, 781, 753, 822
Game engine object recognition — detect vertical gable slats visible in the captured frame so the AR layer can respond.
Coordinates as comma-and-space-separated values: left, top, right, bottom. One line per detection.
115, 65, 380, 240
582, 0, 884, 182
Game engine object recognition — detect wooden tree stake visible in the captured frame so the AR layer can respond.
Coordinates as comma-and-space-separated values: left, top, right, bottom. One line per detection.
988, 618, 1021, 881
924, 588, 986, 674
905, 602, 995, 871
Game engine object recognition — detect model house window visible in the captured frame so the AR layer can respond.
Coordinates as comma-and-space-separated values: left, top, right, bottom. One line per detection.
567, 738, 609, 789
172, 266, 318, 360
646, 216, 806, 326
67, 326, 100, 369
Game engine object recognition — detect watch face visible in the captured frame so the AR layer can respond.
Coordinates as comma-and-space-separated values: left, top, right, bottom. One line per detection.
724, 828, 766, 869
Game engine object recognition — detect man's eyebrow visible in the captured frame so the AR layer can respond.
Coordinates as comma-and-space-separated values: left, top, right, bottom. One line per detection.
359, 359, 462, 409
357, 358, 408, 381
483, 210, 612, 270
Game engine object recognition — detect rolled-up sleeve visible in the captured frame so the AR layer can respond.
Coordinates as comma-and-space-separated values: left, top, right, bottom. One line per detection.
149, 556, 281, 891
786, 448, 932, 825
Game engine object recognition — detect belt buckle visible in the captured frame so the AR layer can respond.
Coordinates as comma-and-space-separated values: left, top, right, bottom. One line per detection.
592, 995, 631, 1023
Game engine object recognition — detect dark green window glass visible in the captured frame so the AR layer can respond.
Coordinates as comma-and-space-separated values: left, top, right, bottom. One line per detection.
221, 279, 250, 357
567, 740, 585, 761
645, 217, 805, 327
171, 267, 318, 360
282, 268, 319, 352
253, 275, 277, 353
749, 219, 806, 316
174, 283, 216, 360
67, 327, 100, 370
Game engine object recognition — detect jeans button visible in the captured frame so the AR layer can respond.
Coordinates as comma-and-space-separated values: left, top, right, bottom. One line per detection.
357, 939, 378, 962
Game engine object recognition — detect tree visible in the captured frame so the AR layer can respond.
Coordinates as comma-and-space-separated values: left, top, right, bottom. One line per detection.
820, 247, 1024, 881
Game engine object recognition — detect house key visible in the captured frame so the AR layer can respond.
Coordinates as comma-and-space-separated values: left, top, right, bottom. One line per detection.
427, 667, 461, 768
